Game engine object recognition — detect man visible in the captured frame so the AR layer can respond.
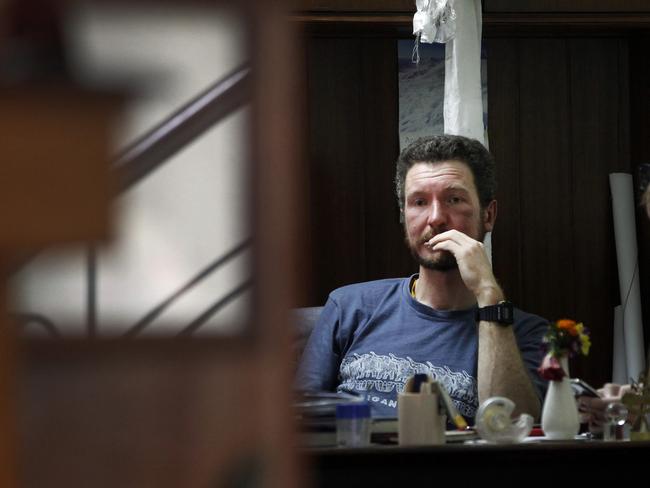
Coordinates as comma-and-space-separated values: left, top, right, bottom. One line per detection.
296, 134, 547, 423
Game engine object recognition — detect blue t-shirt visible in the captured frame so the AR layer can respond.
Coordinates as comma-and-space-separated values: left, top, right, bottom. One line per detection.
295, 275, 548, 422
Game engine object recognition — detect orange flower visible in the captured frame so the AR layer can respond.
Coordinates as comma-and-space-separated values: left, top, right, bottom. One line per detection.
557, 319, 576, 330
541, 318, 590, 361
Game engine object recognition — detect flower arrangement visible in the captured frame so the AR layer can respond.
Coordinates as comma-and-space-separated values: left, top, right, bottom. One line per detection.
538, 319, 591, 381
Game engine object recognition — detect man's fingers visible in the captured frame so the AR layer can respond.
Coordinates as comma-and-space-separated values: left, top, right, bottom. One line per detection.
427, 229, 474, 248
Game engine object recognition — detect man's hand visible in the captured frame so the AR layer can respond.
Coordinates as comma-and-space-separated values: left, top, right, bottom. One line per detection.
426, 229, 503, 305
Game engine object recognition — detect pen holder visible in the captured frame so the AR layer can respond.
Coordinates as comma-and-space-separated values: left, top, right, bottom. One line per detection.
398, 391, 446, 446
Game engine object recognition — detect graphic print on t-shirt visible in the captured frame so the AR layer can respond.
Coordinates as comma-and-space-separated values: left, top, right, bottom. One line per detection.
338, 351, 478, 417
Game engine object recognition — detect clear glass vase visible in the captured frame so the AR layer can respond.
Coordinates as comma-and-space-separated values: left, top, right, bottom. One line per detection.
541, 355, 580, 440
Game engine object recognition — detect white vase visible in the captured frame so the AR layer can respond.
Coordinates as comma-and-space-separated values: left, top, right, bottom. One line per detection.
541, 355, 580, 440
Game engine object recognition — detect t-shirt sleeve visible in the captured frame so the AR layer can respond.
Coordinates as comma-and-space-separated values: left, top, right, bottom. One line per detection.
513, 310, 549, 401
294, 297, 342, 392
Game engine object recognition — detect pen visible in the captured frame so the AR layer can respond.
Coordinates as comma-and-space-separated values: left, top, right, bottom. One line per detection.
406, 374, 467, 430
437, 383, 468, 431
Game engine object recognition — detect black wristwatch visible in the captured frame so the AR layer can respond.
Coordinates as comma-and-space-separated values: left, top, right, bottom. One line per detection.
475, 300, 514, 325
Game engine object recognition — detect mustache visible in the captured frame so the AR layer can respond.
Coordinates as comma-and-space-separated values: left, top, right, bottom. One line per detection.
420, 230, 437, 244
420, 225, 451, 244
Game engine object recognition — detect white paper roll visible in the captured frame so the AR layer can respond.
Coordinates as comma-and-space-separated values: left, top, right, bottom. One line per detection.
609, 173, 645, 381
612, 305, 627, 384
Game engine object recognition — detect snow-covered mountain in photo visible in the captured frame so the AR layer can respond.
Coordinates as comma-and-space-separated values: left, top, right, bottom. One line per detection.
399, 53, 445, 150
398, 40, 489, 151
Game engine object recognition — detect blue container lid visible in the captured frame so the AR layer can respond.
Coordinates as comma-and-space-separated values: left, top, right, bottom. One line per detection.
336, 402, 371, 419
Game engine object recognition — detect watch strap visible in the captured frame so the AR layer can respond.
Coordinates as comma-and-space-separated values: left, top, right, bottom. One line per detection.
475, 301, 514, 325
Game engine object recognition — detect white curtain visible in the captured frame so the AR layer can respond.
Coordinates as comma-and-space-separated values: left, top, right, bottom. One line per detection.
443, 0, 484, 144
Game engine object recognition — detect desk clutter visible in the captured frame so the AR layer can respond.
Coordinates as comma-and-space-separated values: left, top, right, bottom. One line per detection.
293, 379, 481, 448
294, 373, 648, 448
294, 391, 368, 447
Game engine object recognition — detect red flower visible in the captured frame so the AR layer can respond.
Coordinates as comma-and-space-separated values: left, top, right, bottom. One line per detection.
537, 353, 566, 381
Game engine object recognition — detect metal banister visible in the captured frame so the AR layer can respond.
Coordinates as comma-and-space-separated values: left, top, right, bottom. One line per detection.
113, 63, 251, 192
13, 64, 254, 337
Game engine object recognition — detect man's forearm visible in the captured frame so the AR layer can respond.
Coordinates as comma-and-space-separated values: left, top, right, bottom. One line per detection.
477, 321, 541, 420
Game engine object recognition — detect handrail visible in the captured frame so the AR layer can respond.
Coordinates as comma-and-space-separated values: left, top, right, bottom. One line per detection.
122, 238, 252, 338
14, 65, 254, 337
13, 313, 61, 339
8, 64, 253, 277
86, 245, 97, 339
177, 278, 252, 337
113, 63, 251, 192
111, 63, 254, 336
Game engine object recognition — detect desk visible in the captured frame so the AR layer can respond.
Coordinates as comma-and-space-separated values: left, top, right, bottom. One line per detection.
302, 440, 650, 487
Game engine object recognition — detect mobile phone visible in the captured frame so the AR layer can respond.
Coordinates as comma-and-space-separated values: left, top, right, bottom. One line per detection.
570, 378, 600, 398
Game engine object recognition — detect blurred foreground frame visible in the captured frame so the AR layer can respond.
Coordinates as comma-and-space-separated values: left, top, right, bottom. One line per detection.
0, 1, 305, 487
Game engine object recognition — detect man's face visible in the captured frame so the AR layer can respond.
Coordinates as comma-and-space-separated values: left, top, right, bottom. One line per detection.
403, 160, 494, 271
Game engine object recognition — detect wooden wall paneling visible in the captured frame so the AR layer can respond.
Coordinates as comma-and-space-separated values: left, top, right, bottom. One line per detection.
252, 4, 306, 485
568, 38, 628, 385
290, 0, 413, 13
487, 38, 524, 305
306, 38, 365, 305
518, 39, 574, 321
484, 0, 650, 13
0, 82, 119, 488
305, 36, 412, 305
20, 342, 261, 488
629, 35, 650, 359
617, 38, 631, 178
0, 279, 15, 487
0, 87, 117, 247
359, 38, 415, 283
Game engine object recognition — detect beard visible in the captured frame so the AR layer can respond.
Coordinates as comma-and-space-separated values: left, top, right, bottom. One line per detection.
407, 239, 458, 271
406, 227, 486, 272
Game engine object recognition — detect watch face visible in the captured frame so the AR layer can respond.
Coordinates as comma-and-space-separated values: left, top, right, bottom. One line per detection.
498, 302, 514, 324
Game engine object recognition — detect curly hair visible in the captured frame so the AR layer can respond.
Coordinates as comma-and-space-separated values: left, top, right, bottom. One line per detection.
395, 135, 497, 220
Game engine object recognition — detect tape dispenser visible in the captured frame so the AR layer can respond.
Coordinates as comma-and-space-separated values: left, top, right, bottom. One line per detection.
475, 397, 533, 443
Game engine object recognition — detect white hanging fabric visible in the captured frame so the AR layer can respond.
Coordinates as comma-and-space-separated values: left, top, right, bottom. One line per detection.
442, 0, 484, 144
412, 0, 484, 142
413, 0, 457, 44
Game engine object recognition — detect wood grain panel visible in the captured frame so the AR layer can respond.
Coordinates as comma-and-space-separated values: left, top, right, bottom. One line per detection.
568, 38, 628, 384
487, 39, 523, 304
19, 341, 260, 488
629, 35, 650, 365
484, 0, 650, 13
305, 37, 411, 305
306, 38, 365, 304
518, 39, 574, 321
0, 87, 117, 247
290, 0, 413, 12
488, 36, 635, 385
359, 38, 415, 283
